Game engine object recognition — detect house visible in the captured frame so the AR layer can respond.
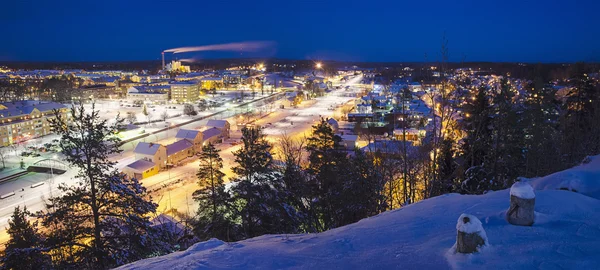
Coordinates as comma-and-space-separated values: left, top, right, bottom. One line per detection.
166, 139, 194, 166
133, 142, 167, 169
202, 127, 222, 145
122, 159, 158, 180
339, 134, 358, 150
206, 119, 230, 138
393, 128, 426, 145
175, 129, 203, 152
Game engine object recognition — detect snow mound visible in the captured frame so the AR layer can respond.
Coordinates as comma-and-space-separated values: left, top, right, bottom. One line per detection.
510, 181, 535, 199
119, 188, 600, 269
456, 214, 484, 234
531, 155, 600, 199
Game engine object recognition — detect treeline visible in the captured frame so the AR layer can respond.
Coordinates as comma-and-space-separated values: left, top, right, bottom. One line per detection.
0, 75, 81, 102
192, 122, 386, 241
450, 63, 600, 194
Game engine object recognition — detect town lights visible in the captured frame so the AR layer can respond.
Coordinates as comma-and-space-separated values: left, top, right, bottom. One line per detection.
316, 62, 322, 69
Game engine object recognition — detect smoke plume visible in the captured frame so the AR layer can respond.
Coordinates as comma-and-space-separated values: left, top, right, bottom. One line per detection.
164, 41, 275, 54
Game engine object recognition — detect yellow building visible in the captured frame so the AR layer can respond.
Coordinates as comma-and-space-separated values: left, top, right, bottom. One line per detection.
200, 77, 224, 90
122, 159, 159, 180
170, 82, 199, 103
0, 101, 69, 147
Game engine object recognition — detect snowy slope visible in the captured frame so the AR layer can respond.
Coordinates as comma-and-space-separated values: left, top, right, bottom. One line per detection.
531, 155, 600, 200
120, 162, 600, 269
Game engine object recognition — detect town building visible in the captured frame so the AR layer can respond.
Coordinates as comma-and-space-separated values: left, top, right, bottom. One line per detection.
166, 139, 194, 166
165, 61, 191, 73
0, 101, 69, 146
201, 127, 222, 145
205, 119, 230, 139
170, 81, 199, 103
127, 87, 169, 104
122, 159, 158, 180
175, 129, 203, 152
133, 142, 167, 169
339, 134, 358, 150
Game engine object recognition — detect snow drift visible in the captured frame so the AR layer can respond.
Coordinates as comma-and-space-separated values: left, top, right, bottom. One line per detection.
531, 155, 600, 199
120, 157, 600, 270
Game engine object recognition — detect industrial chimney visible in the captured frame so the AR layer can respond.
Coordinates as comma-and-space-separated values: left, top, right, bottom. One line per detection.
161, 51, 165, 70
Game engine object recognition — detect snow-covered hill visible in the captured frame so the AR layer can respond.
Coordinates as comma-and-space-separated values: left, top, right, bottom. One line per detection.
120, 158, 600, 270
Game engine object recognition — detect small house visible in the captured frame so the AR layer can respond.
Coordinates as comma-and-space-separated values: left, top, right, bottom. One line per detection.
340, 134, 358, 150
122, 159, 158, 180
202, 127, 222, 145
206, 119, 230, 138
175, 129, 203, 152
166, 139, 194, 166
133, 142, 167, 169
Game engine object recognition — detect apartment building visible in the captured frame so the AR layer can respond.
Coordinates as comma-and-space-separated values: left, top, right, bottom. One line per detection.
0, 101, 69, 146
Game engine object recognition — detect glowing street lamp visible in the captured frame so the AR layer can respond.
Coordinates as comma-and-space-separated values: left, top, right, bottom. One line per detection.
315, 62, 322, 69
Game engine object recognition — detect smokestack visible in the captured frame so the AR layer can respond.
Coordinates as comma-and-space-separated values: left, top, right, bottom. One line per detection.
161, 52, 165, 70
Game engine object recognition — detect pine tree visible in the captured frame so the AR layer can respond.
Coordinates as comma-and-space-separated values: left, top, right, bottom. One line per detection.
230, 127, 300, 238
522, 77, 561, 177
461, 84, 492, 169
561, 63, 600, 165
0, 207, 51, 270
488, 78, 524, 189
44, 103, 159, 269
432, 137, 457, 196
339, 150, 387, 226
232, 127, 273, 183
192, 143, 236, 241
459, 84, 493, 194
305, 119, 349, 230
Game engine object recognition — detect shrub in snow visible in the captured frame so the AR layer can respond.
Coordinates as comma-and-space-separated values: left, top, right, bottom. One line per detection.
507, 181, 535, 226
456, 214, 488, 253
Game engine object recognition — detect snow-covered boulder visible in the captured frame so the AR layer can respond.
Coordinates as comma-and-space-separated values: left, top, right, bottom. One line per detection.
531, 155, 600, 199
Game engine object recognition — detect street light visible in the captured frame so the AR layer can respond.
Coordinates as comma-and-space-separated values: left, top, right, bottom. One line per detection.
316, 62, 322, 69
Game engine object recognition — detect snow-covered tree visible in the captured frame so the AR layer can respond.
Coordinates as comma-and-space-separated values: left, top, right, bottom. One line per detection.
126, 111, 137, 125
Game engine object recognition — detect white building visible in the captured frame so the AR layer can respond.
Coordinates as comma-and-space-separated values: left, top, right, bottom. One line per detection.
127, 87, 169, 104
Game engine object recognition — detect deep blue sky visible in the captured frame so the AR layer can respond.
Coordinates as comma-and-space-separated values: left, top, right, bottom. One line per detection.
2, 0, 599, 63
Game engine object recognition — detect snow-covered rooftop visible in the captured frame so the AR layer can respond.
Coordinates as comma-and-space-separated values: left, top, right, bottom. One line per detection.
202, 127, 222, 139
175, 129, 200, 140
125, 159, 155, 172
206, 119, 229, 129
166, 139, 193, 156
133, 142, 162, 156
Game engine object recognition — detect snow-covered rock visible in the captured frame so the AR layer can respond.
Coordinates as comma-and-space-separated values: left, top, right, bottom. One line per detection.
532, 155, 600, 199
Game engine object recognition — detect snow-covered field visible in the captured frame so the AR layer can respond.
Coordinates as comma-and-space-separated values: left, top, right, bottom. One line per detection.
120, 157, 600, 269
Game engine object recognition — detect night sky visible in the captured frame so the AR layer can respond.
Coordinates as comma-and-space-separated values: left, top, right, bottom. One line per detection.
2, 0, 599, 63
